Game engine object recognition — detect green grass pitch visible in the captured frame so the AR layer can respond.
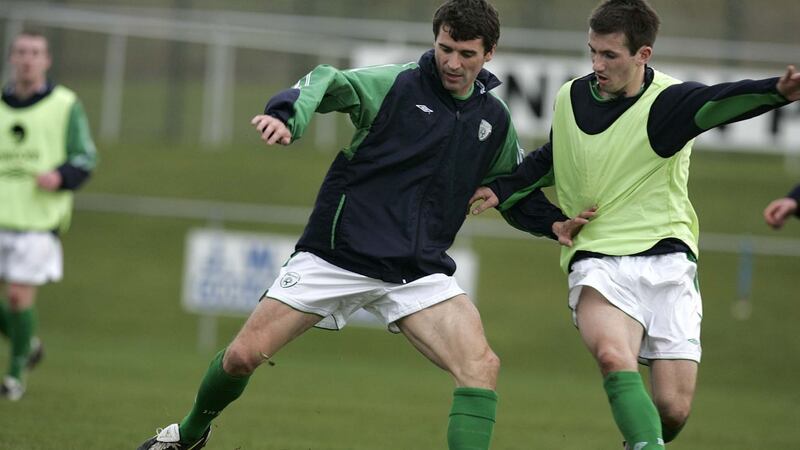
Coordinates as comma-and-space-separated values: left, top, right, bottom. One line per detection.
1, 140, 799, 449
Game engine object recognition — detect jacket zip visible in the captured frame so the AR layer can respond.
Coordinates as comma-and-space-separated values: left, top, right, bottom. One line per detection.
411, 104, 462, 282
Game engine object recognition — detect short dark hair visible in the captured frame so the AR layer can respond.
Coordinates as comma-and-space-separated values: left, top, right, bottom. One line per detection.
589, 0, 660, 55
11, 29, 50, 53
432, 0, 500, 54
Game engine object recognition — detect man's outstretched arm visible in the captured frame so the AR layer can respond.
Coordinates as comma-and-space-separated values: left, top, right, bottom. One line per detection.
470, 186, 596, 247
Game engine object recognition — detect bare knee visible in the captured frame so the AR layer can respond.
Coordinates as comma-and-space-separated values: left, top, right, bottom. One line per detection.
595, 347, 637, 375
484, 350, 501, 380
655, 397, 692, 430
453, 349, 500, 389
222, 341, 263, 376
7, 285, 36, 310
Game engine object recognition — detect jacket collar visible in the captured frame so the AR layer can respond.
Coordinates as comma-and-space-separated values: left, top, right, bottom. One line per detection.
2, 80, 55, 108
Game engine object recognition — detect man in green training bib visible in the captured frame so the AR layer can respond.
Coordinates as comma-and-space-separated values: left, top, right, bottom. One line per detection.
0, 30, 98, 401
137, 1, 589, 449
470, 0, 800, 448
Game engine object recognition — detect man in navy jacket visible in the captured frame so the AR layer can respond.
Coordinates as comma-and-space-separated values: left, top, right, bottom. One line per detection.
138, 1, 588, 449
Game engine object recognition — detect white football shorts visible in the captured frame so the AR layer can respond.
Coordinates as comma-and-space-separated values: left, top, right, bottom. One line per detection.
567, 252, 702, 363
265, 251, 465, 333
0, 230, 63, 285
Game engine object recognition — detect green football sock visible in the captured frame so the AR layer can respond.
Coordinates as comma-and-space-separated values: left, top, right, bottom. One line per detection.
8, 308, 36, 379
447, 387, 498, 450
0, 301, 9, 338
604, 371, 664, 449
179, 349, 250, 443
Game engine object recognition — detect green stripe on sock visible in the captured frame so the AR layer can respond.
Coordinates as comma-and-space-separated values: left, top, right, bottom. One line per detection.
447, 387, 498, 450
604, 371, 664, 449
179, 349, 250, 443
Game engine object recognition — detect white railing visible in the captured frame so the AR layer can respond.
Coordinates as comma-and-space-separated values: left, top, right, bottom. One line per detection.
74, 192, 800, 256
73, 191, 800, 324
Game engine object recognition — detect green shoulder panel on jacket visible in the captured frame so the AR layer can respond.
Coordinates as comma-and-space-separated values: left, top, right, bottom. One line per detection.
497, 169, 555, 212
481, 92, 524, 184
66, 100, 98, 171
694, 91, 787, 130
485, 92, 555, 211
287, 62, 417, 157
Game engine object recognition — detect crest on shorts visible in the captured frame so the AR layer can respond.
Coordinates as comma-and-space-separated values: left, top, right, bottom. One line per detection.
280, 271, 301, 288
478, 119, 492, 141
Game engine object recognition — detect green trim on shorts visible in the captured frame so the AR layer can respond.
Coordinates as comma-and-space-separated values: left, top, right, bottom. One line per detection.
685, 252, 700, 293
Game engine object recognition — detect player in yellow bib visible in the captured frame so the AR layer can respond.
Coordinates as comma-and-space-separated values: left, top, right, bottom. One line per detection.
0, 30, 97, 401
470, 0, 800, 448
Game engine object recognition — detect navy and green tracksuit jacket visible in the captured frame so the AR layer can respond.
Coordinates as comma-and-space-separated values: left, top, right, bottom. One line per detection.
492, 66, 791, 270
264, 49, 562, 283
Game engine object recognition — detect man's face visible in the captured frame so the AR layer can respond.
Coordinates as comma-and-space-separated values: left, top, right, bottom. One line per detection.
434, 26, 494, 97
588, 30, 650, 98
9, 35, 51, 87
